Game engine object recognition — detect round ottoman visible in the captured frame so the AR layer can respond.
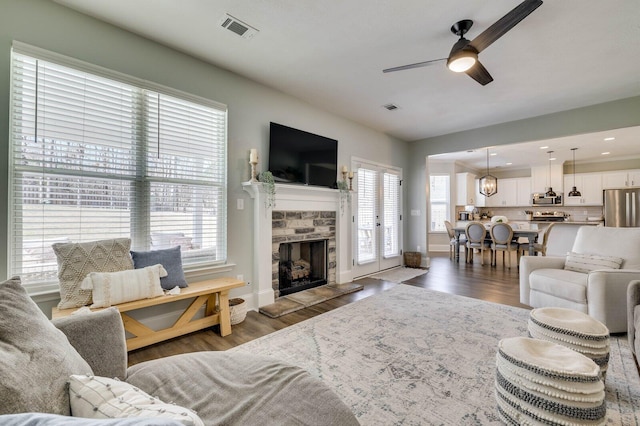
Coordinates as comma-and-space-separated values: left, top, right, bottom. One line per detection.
528, 308, 610, 378
496, 337, 606, 426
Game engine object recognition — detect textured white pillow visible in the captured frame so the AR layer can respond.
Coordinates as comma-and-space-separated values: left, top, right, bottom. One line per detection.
53, 238, 134, 309
81, 265, 167, 308
564, 251, 623, 273
69, 375, 203, 426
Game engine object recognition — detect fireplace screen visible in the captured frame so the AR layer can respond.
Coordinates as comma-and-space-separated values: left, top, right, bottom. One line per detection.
278, 239, 327, 296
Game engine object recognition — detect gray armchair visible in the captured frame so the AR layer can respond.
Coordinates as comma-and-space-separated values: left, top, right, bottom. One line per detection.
520, 226, 640, 333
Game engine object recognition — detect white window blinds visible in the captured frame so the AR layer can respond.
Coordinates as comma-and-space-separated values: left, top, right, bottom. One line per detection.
356, 167, 378, 264
10, 46, 227, 286
383, 172, 400, 258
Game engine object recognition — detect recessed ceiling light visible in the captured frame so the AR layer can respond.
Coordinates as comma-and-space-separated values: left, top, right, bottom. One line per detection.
549, 157, 556, 161
540, 146, 549, 149
601, 152, 610, 155
490, 153, 497, 156
506, 162, 512, 165
604, 137, 615, 141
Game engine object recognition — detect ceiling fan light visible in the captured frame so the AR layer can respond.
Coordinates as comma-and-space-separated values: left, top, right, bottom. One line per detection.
447, 54, 476, 72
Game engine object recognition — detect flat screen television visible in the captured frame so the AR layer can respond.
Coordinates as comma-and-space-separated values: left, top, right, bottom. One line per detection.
268, 122, 338, 189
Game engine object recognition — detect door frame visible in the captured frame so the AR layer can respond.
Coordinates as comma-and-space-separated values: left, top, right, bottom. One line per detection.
351, 157, 403, 278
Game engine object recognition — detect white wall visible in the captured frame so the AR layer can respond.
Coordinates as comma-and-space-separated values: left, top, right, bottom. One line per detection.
0, 0, 409, 316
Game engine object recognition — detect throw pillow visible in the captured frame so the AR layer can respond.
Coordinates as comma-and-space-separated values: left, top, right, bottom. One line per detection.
131, 246, 188, 290
564, 251, 624, 273
53, 238, 134, 309
81, 265, 167, 308
69, 375, 204, 426
0, 277, 93, 416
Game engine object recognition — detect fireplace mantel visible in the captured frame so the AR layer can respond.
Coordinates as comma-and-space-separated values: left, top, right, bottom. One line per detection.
242, 182, 351, 308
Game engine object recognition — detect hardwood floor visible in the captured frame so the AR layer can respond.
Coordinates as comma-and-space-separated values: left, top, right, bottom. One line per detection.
127, 252, 529, 366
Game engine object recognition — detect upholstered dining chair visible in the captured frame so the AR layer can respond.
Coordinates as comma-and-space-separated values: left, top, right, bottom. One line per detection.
519, 223, 554, 257
444, 220, 466, 261
490, 222, 519, 269
465, 222, 490, 265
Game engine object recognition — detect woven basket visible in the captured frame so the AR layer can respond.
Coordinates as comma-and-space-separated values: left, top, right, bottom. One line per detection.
229, 298, 247, 325
403, 252, 421, 268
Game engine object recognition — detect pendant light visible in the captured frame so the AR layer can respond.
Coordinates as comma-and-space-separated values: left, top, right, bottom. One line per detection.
479, 148, 498, 197
545, 150, 556, 197
568, 148, 582, 197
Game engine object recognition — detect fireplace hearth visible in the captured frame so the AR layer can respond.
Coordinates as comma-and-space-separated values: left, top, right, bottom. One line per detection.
278, 240, 327, 296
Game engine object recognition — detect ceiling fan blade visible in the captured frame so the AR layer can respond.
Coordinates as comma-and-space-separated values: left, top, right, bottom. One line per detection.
469, 0, 543, 53
383, 58, 446, 73
465, 61, 494, 85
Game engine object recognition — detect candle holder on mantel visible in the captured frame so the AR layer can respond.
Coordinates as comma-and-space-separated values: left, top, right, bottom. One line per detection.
341, 170, 348, 182
348, 174, 354, 191
250, 161, 258, 182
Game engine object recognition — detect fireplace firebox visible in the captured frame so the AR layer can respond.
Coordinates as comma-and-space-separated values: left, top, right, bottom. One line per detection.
278, 239, 327, 296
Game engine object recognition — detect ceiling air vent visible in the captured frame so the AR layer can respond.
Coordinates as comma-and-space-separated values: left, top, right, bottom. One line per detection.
220, 14, 259, 39
383, 103, 399, 111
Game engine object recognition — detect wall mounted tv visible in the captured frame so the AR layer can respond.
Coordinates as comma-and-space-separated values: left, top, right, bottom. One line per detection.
268, 122, 338, 189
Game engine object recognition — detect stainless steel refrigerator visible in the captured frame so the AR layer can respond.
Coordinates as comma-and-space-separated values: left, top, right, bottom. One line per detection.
604, 188, 640, 227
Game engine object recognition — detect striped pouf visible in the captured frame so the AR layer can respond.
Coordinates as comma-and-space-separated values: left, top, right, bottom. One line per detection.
495, 337, 606, 425
528, 308, 610, 379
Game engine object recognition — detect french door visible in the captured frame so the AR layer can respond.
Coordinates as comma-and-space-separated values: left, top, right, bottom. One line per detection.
352, 161, 402, 277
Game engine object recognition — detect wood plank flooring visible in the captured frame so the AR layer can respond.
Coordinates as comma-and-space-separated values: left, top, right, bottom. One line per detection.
127, 252, 529, 366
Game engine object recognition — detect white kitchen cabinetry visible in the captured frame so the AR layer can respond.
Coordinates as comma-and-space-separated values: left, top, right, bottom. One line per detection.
564, 173, 603, 206
531, 164, 563, 194
456, 172, 477, 205
516, 177, 532, 206
602, 169, 640, 189
474, 179, 485, 207
484, 177, 531, 207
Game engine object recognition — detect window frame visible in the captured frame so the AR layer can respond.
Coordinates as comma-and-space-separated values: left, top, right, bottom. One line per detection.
8, 42, 231, 295
429, 174, 450, 233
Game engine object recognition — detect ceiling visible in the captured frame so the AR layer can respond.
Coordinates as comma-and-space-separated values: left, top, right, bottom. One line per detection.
53, 0, 640, 150
430, 125, 640, 170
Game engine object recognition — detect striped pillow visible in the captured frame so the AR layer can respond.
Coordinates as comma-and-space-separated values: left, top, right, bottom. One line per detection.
564, 251, 623, 273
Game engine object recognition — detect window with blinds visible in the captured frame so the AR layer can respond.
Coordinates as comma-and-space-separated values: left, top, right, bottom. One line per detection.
383, 172, 400, 258
9, 46, 227, 286
356, 168, 378, 264
430, 175, 450, 232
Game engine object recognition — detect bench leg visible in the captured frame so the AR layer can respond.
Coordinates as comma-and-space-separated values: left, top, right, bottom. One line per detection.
218, 290, 232, 336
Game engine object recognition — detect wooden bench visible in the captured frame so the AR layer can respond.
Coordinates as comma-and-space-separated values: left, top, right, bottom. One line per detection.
52, 277, 245, 351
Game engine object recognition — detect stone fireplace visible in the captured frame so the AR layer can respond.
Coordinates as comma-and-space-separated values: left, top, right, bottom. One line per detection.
272, 211, 336, 297
243, 182, 350, 308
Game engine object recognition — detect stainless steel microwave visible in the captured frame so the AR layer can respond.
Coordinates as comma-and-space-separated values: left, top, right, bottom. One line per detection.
531, 193, 563, 205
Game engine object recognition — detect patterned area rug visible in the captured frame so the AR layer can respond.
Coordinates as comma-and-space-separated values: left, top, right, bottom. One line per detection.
231, 285, 640, 425
369, 266, 427, 283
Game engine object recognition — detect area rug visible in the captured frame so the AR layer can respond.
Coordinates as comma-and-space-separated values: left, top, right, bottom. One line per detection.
231, 285, 640, 425
369, 266, 427, 283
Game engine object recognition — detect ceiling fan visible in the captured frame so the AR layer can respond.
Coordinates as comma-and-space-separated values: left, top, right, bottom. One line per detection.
383, 0, 543, 85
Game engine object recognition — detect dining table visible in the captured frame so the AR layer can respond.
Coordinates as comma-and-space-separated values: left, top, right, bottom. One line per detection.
452, 223, 542, 262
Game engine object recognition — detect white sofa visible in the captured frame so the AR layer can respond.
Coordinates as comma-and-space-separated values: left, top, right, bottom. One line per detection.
520, 226, 640, 333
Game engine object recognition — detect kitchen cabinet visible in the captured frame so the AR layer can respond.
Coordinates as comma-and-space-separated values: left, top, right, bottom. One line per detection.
484, 177, 531, 207
531, 164, 563, 194
602, 169, 640, 189
474, 179, 485, 207
564, 173, 603, 206
456, 172, 477, 205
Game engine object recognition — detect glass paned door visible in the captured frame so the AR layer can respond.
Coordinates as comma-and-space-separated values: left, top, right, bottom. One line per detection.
353, 162, 402, 277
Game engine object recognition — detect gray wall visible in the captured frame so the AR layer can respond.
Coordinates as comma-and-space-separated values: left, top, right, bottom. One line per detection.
407, 96, 640, 255
0, 0, 409, 312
